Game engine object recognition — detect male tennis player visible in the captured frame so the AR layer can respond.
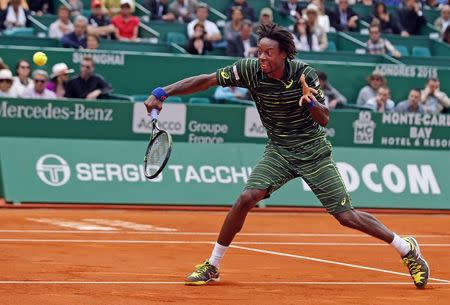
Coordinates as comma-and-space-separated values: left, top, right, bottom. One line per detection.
144, 23, 429, 288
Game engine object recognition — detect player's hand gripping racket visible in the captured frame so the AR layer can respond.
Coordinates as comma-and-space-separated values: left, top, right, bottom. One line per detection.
144, 109, 172, 179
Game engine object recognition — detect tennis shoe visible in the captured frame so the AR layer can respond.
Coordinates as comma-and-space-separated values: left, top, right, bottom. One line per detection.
185, 260, 220, 285
402, 237, 429, 289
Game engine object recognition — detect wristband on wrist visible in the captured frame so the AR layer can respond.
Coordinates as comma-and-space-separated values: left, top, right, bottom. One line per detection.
308, 100, 316, 109
152, 87, 169, 102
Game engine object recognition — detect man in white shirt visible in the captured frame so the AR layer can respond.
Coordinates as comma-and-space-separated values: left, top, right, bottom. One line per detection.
48, 5, 74, 39
187, 3, 221, 42
365, 86, 395, 113
21, 70, 57, 99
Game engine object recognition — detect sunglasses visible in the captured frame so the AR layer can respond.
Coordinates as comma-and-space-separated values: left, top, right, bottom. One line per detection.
0, 79, 12, 82
81, 64, 92, 69
34, 79, 47, 83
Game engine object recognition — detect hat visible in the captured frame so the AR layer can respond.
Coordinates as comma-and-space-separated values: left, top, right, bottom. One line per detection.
306, 4, 319, 13
91, 0, 102, 8
260, 7, 273, 17
120, 0, 132, 7
51, 63, 74, 78
32, 69, 49, 79
0, 69, 13, 80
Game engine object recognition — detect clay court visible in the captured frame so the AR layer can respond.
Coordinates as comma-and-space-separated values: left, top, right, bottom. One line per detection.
0, 208, 449, 305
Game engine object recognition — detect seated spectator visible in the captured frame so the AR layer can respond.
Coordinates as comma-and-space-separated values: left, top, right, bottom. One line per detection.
311, 0, 330, 32
279, 0, 304, 19
226, 19, 257, 57
397, 0, 426, 36
356, 72, 386, 106
10, 59, 33, 97
185, 22, 212, 55
424, 0, 440, 9
330, 0, 359, 32
187, 3, 221, 42
253, 7, 273, 32
292, 18, 320, 52
421, 78, 450, 113
366, 23, 401, 58
88, 1, 115, 39
371, 2, 401, 34
46, 63, 74, 98
226, 0, 255, 22
49, 6, 74, 39
0, 0, 30, 30
65, 56, 112, 100
68, 0, 83, 16
112, 0, 140, 42
214, 86, 249, 102
0, 69, 16, 97
395, 88, 424, 113
0, 0, 27, 10
304, 4, 328, 51
21, 70, 57, 99
224, 6, 243, 41
104, 0, 135, 16
434, 5, 450, 36
317, 71, 347, 109
87, 33, 100, 49
169, 0, 198, 23
61, 15, 88, 49
144, 0, 174, 21
28, 0, 51, 16
443, 25, 450, 44
365, 86, 395, 113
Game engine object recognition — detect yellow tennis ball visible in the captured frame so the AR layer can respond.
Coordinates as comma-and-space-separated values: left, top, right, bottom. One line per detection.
33, 52, 47, 66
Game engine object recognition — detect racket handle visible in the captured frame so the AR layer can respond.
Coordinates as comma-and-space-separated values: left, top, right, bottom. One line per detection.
150, 108, 158, 120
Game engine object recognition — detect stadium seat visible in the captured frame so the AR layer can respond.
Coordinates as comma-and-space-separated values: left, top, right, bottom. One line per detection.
412, 46, 431, 57
165, 96, 183, 103
325, 41, 337, 52
394, 45, 409, 57
166, 32, 188, 46
188, 97, 210, 104
3, 27, 34, 36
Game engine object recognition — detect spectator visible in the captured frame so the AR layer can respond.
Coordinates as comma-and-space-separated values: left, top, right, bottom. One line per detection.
330, 0, 359, 32
88, 1, 115, 39
371, 2, 401, 34
397, 0, 426, 36
0, 0, 28, 10
185, 22, 212, 55
21, 70, 57, 99
169, 0, 198, 23
365, 86, 395, 113
112, 0, 140, 41
366, 23, 401, 58
304, 4, 328, 51
87, 33, 100, 49
68, 0, 83, 16
0, 69, 16, 97
0, 0, 30, 30
226, 19, 257, 57
317, 71, 347, 109
421, 78, 450, 113
443, 25, 450, 44
226, 0, 255, 22
65, 56, 112, 100
10, 59, 33, 97
223, 6, 244, 41
279, 0, 304, 19
46, 63, 74, 98
424, 0, 440, 9
395, 88, 425, 113
104, 0, 135, 16
292, 17, 320, 52
253, 7, 273, 32
49, 6, 74, 39
214, 86, 249, 103
311, 0, 330, 32
144, 0, 174, 21
61, 15, 88, 49
356, 72, 386, 106
434, 5, 450, 35
187, 3, 221, 42
28, 0, 51, 16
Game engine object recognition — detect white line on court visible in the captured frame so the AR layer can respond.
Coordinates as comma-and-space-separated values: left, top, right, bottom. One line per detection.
0, 230, 448, 238
1, 239, 450, 247
230, 245, 450, 283
0, 281, 449, 285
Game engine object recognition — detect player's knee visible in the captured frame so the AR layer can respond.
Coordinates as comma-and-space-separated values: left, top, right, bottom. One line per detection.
236, 189, 266, 211
334, 210, 360, 229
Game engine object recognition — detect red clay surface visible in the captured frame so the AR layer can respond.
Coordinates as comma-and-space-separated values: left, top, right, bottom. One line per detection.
0, 209, 449, 305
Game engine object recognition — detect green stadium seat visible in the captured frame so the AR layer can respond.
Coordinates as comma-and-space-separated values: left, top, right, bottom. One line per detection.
326, 41, 337, 52
394, 45, 409, 56
3, 27, 34, 36
165, 96, 183, 103
166, 32, 188, 45
412, 46, 431, 57
188, 97, 210, 104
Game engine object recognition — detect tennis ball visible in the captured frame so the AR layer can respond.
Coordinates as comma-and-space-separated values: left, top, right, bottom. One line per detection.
33, 52, 47, 66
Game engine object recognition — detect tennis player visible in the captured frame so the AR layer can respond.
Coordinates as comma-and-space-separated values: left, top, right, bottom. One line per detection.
144, 23, 429, 288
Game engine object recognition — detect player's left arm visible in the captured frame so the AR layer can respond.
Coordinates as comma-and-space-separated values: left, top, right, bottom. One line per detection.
299, 72, 329, 127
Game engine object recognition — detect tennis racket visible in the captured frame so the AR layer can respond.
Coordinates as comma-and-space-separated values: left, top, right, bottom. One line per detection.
143, 109, 172, 179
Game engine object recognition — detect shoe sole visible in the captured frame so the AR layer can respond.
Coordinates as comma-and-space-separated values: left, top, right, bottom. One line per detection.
184, 277, 220, 286
407, 236, 430, 289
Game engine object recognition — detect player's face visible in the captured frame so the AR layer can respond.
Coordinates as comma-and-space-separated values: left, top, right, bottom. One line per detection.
257, 38, 287, 75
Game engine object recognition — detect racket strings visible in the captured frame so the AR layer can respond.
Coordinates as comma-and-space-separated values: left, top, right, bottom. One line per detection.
145, 132, 170, 177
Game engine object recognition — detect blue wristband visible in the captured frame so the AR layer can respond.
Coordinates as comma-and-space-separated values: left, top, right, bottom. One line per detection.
152, 87, 168, 102
308, 100, 316, 109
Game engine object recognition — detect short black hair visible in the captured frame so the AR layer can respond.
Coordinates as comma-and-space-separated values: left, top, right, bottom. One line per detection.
317, 71, 327, 81
256, 23, 297, 60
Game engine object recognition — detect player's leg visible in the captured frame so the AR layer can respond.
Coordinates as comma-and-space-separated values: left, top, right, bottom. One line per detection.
184, 143, 297, 285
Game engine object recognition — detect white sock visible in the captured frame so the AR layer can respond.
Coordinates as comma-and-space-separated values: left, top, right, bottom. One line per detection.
208, 242, 228, 268
390, 233, 411, 257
